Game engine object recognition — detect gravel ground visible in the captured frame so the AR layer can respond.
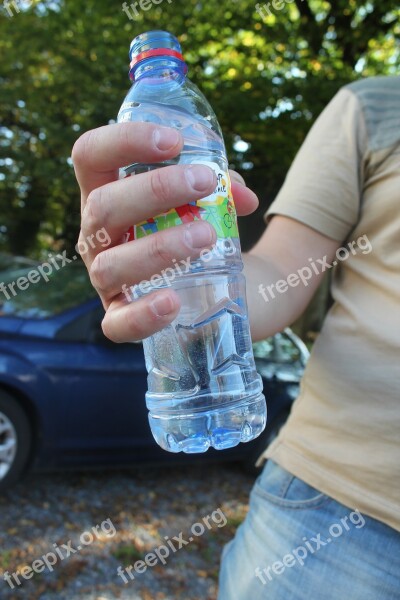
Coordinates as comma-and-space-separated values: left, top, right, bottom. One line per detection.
0, 464, 255, 599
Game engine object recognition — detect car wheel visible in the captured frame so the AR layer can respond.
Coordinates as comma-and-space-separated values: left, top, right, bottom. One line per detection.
241, 409, 290, 476
0, 390, 32, 492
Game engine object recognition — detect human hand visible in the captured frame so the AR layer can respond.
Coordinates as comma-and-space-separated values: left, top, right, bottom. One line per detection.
72, 122, 259, 342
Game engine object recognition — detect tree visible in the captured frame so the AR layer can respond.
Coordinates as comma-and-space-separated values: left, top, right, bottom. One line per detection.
0, 0, 399, 256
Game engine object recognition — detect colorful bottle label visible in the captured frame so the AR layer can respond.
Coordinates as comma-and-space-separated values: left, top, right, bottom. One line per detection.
125, 162, 239, 242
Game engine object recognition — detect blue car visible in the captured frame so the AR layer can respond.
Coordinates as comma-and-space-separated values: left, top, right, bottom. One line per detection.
0, 255, 309, 491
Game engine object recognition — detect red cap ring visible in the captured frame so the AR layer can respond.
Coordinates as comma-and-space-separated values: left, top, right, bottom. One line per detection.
130, 48, 185, 71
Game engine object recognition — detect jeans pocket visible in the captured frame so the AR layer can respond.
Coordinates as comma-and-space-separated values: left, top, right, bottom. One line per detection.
252, 460, 329, 509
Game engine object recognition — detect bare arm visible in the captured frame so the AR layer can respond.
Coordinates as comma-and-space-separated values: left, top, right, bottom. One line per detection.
244, 216, 340, 341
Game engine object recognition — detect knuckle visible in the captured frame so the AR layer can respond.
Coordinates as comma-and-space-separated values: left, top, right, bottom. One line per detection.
76, 232, 84, 250
89, 251, 113, 295
71, 129, 95, 169
83, 187, 108, 234
76, 233, 90, 264
148, 231, 175, 265
117, 122, 133, 154
149, 167, 173, 208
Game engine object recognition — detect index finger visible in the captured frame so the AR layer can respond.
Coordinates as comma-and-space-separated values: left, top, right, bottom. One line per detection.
229, 169, 259, 216
71, 122, 183, 201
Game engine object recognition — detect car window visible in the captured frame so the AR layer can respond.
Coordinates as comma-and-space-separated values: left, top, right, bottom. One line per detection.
0, 261, 97, 319
0, 253, 39, 272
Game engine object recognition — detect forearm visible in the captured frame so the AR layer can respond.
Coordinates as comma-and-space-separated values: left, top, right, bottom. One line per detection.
244, 253, 313, 341
242, 216, 341, 341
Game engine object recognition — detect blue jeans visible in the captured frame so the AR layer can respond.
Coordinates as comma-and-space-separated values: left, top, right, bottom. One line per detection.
218, 460, 400, 600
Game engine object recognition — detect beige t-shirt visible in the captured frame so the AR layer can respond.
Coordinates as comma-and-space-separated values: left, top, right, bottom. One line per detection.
261, 76, 400, 531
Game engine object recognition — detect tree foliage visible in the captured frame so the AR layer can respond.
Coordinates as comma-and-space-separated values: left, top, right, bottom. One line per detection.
0, 0, 398, 256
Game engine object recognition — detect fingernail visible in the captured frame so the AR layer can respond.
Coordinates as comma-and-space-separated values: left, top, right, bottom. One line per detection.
185, 165, 215, 192
184, 221, 214, 249
149, 293, 175, 317
153, 127, 181, 151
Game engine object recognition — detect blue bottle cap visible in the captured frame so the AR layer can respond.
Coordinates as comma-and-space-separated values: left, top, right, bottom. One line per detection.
129, 30, 186, 81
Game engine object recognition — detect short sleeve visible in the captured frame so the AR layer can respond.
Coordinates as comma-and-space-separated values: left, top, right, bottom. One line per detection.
265, 88, 368, 241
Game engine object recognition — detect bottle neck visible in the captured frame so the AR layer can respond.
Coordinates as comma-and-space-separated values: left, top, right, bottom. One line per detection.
131, 57, 187, 82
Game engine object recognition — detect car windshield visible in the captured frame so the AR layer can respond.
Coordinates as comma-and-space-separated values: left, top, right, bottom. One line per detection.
0, 259, 97, 319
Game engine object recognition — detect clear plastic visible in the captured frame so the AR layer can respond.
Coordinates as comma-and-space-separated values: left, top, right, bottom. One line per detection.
118, 31, 266, 452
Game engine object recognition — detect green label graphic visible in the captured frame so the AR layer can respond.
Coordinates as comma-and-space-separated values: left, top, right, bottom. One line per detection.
131, 163, 239, 240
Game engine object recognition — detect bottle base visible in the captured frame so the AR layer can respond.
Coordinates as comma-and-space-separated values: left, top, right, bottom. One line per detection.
148, 394, 267, 453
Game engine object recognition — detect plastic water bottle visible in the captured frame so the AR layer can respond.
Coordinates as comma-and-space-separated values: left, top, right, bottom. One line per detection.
118, 31, 267, 453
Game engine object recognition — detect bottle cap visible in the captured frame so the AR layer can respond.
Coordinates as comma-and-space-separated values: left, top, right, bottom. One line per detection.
129, 30, 186, 81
